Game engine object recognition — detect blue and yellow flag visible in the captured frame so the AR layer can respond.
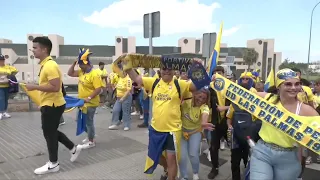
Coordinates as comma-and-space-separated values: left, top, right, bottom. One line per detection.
252, 69, 261, 82
208, 21, 224, 78
20, 84, 86, 136
144, 126, 181, 175
264, 69, 275, 92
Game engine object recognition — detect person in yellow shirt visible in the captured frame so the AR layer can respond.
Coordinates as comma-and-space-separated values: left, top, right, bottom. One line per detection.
25, 37, 81, 175
179, 89, 213, 180
0, 54, 18, 120
67, 48, 102, 149
244, 69, 319, 180
292, 68, 315, 107
207, 66, 231, 179
108, 71, 132, 131
125, 63, 199, 180
225, 72, 258, 180
95, 62, 108, 109
315, 79, 320, 110
108, 71, 120, 109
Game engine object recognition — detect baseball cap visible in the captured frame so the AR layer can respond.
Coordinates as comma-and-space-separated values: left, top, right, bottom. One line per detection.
0, 54, 5, 60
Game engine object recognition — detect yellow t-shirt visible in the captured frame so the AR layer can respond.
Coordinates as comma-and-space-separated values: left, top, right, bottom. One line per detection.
153, 73, 159, 79
116, 75, 132, 98
38, 56, 65, 107
0, 65, 18, 88
258, 94, 297, 148
78, 69, 103, 107
181, 99, 209, 130
95, 68, 108, 87
110, 73, 119, 85
298, 86, 314, 104
142, 77, 191, 132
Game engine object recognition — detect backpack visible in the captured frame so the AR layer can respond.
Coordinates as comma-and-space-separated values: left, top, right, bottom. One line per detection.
7, 74, 19, 94
232, 103, 254, 144
151, 78, 181, 100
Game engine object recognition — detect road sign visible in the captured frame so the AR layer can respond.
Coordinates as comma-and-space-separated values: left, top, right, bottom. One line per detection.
226, 56, 235, 63
143, 11, 160, 38
202, 33, 216, 58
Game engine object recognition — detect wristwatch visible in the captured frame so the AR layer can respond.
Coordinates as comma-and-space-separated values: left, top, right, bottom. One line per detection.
87, 96, 92, 100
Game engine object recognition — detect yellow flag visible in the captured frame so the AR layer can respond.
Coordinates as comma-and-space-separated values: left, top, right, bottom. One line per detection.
20, 84, 41, 106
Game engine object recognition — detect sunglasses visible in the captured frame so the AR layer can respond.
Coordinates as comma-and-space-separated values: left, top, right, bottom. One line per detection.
283, 82, 301, 87
241, 78, 250, 81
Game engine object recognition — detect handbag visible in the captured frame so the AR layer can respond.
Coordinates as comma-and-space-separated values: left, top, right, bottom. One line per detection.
0, 74, 9, 85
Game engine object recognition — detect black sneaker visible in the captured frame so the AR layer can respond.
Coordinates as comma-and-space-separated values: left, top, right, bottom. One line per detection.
208, 168, 219, 179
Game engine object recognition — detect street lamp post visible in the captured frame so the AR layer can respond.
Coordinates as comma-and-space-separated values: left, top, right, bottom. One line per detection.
307, 1, 320, 79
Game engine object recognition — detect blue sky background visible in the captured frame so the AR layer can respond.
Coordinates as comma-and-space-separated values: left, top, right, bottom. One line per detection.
1, 0, 320, 63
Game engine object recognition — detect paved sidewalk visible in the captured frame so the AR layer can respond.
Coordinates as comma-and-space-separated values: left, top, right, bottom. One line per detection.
5, 108, 320, 179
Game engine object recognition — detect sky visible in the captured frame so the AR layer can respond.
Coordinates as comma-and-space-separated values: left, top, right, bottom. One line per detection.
1, 0, 320, 63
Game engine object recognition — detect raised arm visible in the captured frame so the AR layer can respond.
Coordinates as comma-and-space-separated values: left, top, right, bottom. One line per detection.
68, 61, 80, 77
126, 69, 143, 86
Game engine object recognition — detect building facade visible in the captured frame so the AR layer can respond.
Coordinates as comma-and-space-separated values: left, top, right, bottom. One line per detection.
0, 34, 282, 84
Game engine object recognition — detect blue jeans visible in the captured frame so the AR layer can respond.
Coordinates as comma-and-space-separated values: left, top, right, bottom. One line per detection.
179, 131, 202, 178
85, 107, 97, 140
112, 94, 132, 128
0, 87, 9, 112
142, 97, 149, 126
250, 140, 301, 180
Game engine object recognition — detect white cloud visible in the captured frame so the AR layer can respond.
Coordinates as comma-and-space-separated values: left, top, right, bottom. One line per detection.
223, 25, 241, 37
83, 0, 224, 36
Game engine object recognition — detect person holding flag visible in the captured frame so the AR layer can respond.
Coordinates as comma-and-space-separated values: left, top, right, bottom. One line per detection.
67, 48, 102, 149
26, 37, 82, 175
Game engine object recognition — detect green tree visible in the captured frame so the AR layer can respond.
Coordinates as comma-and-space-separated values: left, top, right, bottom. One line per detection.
243, 48, 259, 71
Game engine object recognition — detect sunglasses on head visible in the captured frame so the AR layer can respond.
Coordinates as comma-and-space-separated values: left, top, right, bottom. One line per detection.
283, 82, 301, 87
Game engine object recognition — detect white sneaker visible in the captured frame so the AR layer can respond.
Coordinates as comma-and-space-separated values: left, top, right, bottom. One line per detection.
2, 112, 11, 118
207, 150, 211, 162
0, 114, 2, 120
34, 162, 59, 175
70, 145, 81, 162
193, 173, 200, 180
81, 141, 95, 149
108, 125, 118, 130
131, 111, 138, 115
124, 127, 130, 131
220, 140, 225, 150
139, 115, 143, 119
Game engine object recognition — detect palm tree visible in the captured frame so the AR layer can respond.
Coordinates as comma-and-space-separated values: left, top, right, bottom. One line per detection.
243, 48, 259, 71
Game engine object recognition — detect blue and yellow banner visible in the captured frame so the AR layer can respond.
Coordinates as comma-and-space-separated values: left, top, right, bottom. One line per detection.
213, 74, 320, 154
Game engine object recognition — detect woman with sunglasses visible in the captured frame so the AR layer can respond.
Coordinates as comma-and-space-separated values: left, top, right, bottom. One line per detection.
249, 69, 319, 180
179, 88, 214, 180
